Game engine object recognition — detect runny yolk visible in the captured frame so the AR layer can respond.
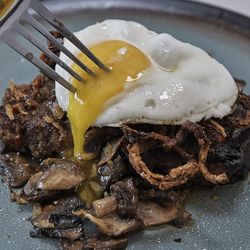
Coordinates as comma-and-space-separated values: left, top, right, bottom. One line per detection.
68, 40, 151, 159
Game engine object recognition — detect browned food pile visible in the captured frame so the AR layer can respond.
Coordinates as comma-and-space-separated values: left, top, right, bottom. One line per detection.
0, 77, 192, 249
0, 33, 250, 249
0, 75, 249, 249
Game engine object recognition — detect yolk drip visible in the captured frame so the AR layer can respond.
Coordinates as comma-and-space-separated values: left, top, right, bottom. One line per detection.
68, 40, 150, 159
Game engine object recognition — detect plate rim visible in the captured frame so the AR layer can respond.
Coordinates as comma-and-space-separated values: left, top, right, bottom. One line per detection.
1, 1, 250, 250
42, 0, 250, 37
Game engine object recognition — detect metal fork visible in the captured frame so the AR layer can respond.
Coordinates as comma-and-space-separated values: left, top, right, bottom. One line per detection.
0, 0, 109, 93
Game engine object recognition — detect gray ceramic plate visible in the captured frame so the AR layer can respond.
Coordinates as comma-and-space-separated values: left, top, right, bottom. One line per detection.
0, 0, 250, 249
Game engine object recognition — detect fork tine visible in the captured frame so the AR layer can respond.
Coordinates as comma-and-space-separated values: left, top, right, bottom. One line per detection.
30, 0, 110, 72
1, 31, 77, 93
12, 22, 83, 82
21, 12, 96, 77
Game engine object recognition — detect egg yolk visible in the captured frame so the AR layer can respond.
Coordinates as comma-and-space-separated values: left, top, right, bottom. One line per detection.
68, 40, 151, 158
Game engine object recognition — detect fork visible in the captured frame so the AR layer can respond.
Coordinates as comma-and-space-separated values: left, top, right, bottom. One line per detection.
0, 0, 109, 93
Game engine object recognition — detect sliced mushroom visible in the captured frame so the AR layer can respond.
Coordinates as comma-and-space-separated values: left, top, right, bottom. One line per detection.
23, 171, 43, 196
110, 179, 139, 218
47, 196, 85, 229
31, 197, 83, 221
0, 153, 32, 188
75, 210, 141, 237
139, 189, 189, 208
31, 196, 85, 240
98, 155, 127, 191
22, 171, 60, 202
171, 210, 193, 228
60, 237, 128, 250
137, 201, 179, 228
93, 196, 118, 217
30, 224, 84, 241
37, 158, 86, 190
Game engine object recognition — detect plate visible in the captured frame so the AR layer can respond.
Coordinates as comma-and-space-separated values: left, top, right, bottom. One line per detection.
0, 1, 250, 249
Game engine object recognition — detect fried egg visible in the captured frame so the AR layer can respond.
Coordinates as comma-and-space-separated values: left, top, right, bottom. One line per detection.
55, 20, 238, 157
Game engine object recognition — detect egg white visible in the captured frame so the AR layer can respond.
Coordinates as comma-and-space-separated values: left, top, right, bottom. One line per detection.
55, 19, 238, 126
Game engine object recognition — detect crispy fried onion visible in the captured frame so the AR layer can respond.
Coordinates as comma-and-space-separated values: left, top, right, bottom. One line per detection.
238, 111, 250, 126
127, 121, 228, 190
208, 119, 227, 138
